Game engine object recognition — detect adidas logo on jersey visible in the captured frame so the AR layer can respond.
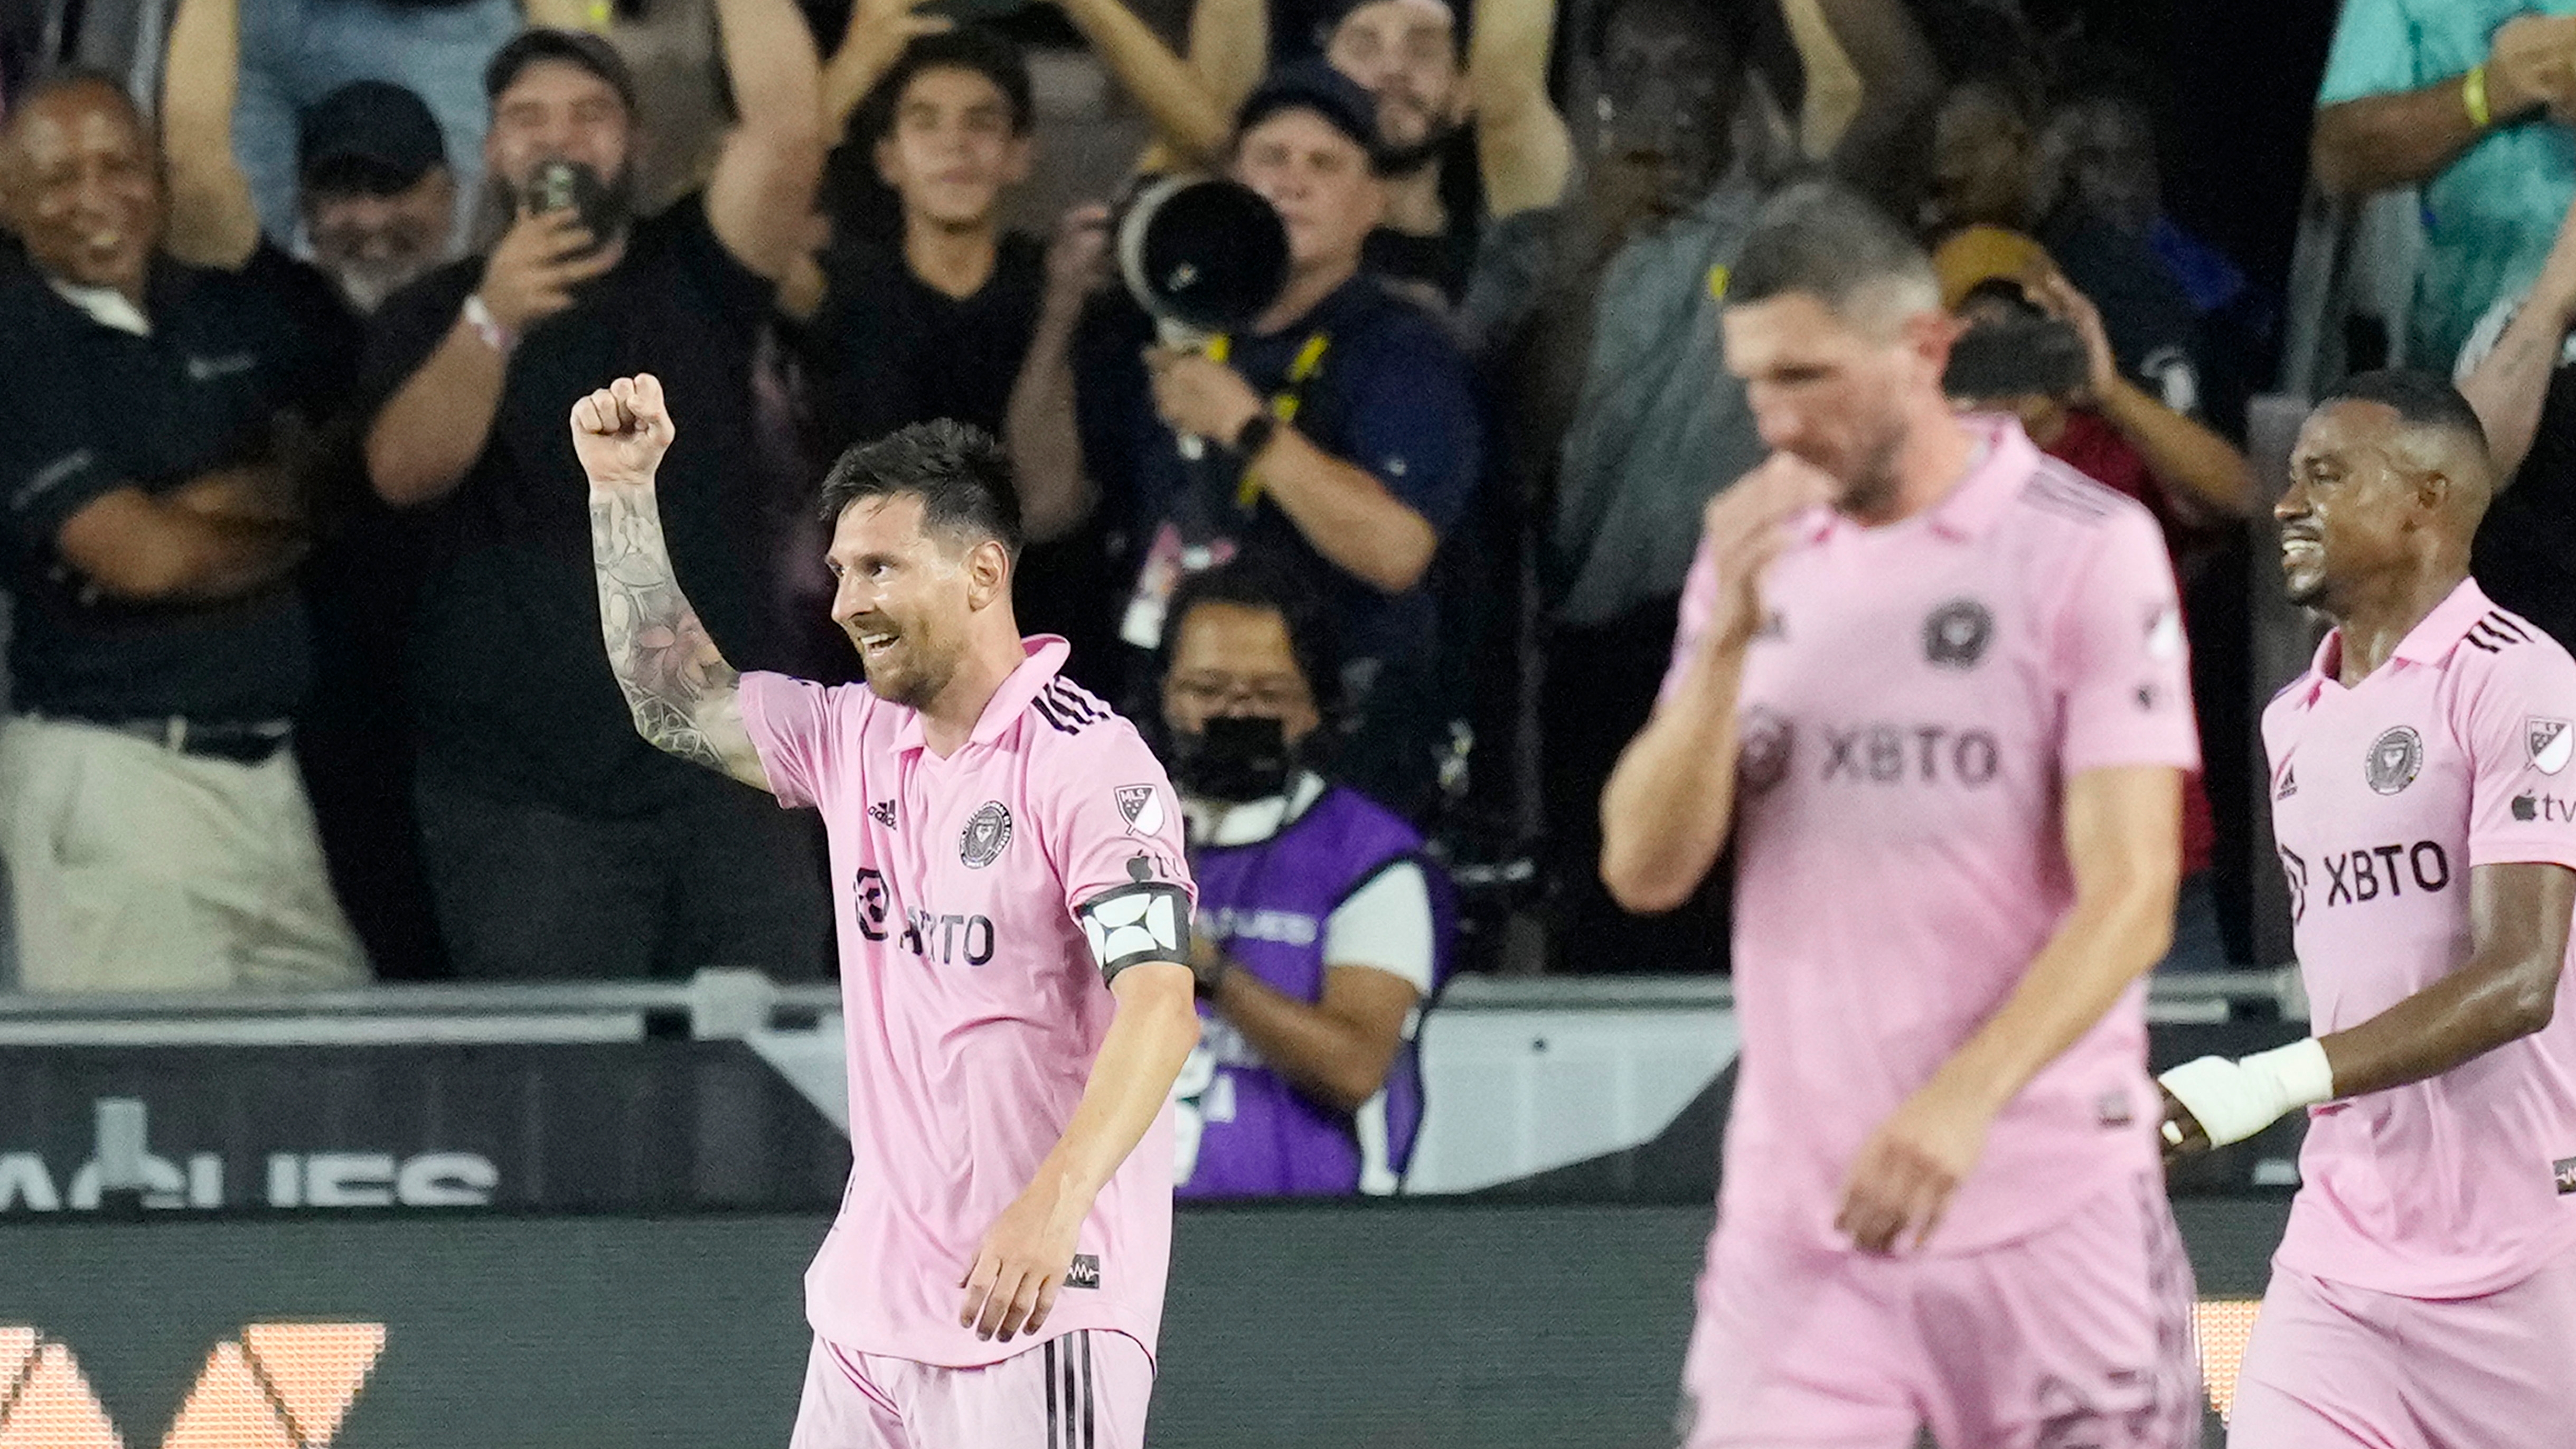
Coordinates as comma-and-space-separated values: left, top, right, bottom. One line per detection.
867, 801, 897, 829
2274, 765, 2297, 801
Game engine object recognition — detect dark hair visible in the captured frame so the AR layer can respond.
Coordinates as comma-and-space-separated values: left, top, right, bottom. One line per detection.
1729, 178, 1939, 316
2319, 370, 2492, 457
1319, 0, 1471, 61
1158, 554, 1342, 715
815, 419, 1023, 556
861, 28, 1035, 144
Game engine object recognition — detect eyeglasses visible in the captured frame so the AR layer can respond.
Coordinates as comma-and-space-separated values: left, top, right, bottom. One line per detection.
1166, 674, 1313, 714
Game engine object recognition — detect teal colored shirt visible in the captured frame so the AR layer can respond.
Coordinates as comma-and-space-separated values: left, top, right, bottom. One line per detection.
2319, 0, 2576, 370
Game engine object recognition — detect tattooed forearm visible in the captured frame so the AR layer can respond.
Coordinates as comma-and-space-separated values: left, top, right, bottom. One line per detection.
587, 485, 766, 788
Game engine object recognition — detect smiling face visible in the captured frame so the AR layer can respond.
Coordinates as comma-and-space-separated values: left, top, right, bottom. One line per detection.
1927, 84, 2034, 233
826, 492, 1006, 709
875, 65, 1030, 231
1324, 0, 1462, 155
1, 81, 162, 299
2279, 400, 2425, 612
303, 167, 456, 312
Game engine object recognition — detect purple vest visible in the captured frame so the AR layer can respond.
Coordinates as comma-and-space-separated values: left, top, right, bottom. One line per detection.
1177, 784, 1454, 1198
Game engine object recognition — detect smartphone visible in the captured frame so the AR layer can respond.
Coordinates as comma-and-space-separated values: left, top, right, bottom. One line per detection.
525, 159, 615, 251
1943, 317, 2091, 401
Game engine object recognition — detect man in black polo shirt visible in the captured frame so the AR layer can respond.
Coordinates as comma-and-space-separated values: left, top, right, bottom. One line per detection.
1019, 62, 1482, 818
360, 17, 831, 981
0, 73, 366, 992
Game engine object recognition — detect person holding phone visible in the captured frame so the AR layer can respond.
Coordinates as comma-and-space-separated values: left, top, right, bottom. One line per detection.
1154, 557, 1453, 1199
357, 15, 835, 982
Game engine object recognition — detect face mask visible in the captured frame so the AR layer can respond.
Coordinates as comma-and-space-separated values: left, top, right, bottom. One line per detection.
1169, 715, 1295, 803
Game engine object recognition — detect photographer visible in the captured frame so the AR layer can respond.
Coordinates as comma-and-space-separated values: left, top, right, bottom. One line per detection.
1014, 62, 1482, 818
1941, 250, 2254, 971
358, 21, 833, 981
1159, 559, 1453, 1198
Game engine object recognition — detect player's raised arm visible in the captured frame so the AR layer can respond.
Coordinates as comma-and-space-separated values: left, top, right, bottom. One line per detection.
1600, 455, 1829, 914
573, 374, 771, 793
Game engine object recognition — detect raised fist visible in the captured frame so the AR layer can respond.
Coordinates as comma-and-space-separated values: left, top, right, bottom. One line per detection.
570, 373, 677, 492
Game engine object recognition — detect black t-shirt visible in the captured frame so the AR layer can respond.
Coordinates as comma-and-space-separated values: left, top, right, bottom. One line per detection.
2041, 207, 2207, 415
795, 231, 1045, 454
359, 194, 777, 817
0, 244, 352, 720
1361, 127, 1485, 304
2475, 347, 2576, 654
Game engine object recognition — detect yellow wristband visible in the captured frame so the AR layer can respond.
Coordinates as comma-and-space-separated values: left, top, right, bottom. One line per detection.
585, 0, 612, 29
2465, 63, 2494, 130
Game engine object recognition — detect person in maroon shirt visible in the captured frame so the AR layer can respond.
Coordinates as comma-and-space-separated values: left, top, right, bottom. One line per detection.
1946, 260, 2258, 956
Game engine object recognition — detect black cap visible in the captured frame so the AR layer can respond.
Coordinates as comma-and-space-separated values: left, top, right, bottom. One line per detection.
298, 80, 447, 193
1235, 59, 1383, 162
484, 28, 638, 114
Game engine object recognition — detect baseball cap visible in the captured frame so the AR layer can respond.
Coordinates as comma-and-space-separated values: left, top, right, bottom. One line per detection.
298, 80, 446, 193
1235, 59, 1383, 161
1931, 224, 2054, 311
484, 28, 639, 114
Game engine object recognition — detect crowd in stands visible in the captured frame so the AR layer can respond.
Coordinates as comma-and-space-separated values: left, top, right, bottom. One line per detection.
0, 0, 2573, 1065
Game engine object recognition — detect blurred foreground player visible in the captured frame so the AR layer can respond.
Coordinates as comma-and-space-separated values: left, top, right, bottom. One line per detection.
2160, 373, 2576, 1447
1601, 181, 2204, 1447
572, 377, 1200, 1448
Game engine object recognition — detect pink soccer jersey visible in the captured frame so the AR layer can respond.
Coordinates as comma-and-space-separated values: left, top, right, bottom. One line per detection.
2264, 579, 2576, 1299
741, 637, 1196, 1368
1665, 416, 2201, 1255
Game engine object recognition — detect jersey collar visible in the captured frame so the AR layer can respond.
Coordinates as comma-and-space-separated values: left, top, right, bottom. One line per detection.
2295, 576, 2493, 701
1798, 413, 2029, 544
891, 635, 1072, 755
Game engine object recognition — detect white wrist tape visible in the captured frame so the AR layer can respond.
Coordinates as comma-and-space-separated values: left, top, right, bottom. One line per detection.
2157, 1039, 2336, 1149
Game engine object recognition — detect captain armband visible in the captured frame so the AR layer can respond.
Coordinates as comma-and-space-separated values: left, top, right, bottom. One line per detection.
1076, 883, 1193, 983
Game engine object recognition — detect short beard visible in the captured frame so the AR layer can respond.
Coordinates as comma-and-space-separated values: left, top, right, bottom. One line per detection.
1372, 113, 1459, 178
325, 256, 425, 314
859, 642, 957, 713
1833, 418, 1911, 521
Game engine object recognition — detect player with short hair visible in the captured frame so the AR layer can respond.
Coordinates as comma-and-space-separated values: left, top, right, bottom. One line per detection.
2159, 371, 2576, 1447
1601, 178, 2204, 1447
572, 376, 1201, 1449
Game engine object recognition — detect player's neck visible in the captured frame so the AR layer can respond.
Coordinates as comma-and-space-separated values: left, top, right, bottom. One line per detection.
905, 214, 1000, 301
1382, 165, 1445, 236
2329, 562, 2471, 686
1855, 408, 1980, 528
917, 625, 1031, 757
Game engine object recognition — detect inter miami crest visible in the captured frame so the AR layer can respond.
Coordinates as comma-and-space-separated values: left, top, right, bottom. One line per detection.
1115, 783, 1166, 835
958, 801, 1013, 868
1737, 709, 1794, 794
2366, 726, 2423, 796
2530, 718, 2573, 776
1923, 598, 1993, 669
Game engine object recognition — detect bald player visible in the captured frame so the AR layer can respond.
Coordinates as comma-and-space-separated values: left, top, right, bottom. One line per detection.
1603, 179, 2202, 1447
574, 377, 1200, 1448
2160, 371, 2576, 1448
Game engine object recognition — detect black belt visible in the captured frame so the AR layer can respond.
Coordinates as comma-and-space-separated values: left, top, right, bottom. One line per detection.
61, 716, 294, 764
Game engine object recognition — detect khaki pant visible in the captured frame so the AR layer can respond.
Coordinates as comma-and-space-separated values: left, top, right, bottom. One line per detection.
0, 716, 368, 992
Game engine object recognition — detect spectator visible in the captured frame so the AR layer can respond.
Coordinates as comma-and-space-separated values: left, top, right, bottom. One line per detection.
359, 17, 833, 981
1922, 73, 2205, 416
165, 0, 454, 978
1158, 559, 1453, 1197
1017, 62, 1483, 818
230, 0, 593, 252
0, 73, 366, 992
1056, 0, 1580, 304
2314, 5, 2576, 372
161, 0, 465, 316
1938, 255, 2259, 971
2461, 191, 2576, 654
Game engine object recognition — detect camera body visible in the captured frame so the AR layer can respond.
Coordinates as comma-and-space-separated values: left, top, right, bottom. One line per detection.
1943, 316, 2092, 401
